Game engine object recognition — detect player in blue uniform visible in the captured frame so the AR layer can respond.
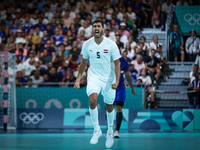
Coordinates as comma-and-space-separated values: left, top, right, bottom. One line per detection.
114, 57, 136, 138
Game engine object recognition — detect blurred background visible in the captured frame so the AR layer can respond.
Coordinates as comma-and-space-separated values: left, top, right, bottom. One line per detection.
0, 0, 200, 132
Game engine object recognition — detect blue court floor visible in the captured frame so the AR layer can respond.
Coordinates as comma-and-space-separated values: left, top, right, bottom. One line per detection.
0, 130, 200, 150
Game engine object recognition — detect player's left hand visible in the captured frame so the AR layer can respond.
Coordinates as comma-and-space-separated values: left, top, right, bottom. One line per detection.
131, 88, 136, 96
112, 82, 118, 89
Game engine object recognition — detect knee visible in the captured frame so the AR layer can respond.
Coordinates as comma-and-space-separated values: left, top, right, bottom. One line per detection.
105, 104, 113, 112
181, 51, 185, 55
89, 97, 97, 109
116, 105, 122, 112
157, 69, 161, 73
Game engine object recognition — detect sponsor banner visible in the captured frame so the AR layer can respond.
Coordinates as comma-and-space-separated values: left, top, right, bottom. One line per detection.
176, 6, 200, 33
17, 109, 64, 128
16, 87, 143, 109
128, 109, 194, 131
17, 109, 198, 130
63, 109, 129, 130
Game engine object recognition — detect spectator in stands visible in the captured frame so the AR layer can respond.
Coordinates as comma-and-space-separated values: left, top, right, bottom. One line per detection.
185, 29, 200, 61
25, 78, 33, 88
176, 0, 188, 6
128, 35, 136, 50
132, 47, 145, 61
39, 74, 52, 87
122, 43, 135, 59
15, 29, 26, 44
122, 51, 132, 63
131, 54, 146, 73
16, 71, 27, 86
140, 36, 150, 51
15, 43, 28, 58
58, 60, 70, 81
126, 6, 137, 25
138, 68, 155, 108
170, 25, 185, 62
63, 9, 74, 28
141, 0, 153, 28
116, 34, 124, 52
41, 40, 55, 57
134, 0, 145, 30
156, 44, 168, 78
161, 0, 173, 31
21, 57, 36, 78
52, 55, 62, 71
4, 36, 16, 53
40, 49, 52, 64
91, 5, 100, 21
68, 41, 81, 64
17, 48, 26, 62
187, 70, 200, 109
36, 16, 47, 31
64, 69, 75, 87
49, 67, 62, 86
145, 49, 160, 84
51, 28, 64, 46
150, 35, 162, 54
129, 64, 139, 84
43, 4, 54, 22
30, 70, 44, 87
78, 21, 92, 39
120, 22, 130, 37
151, 0, 161, 28
190, 64, 199, 83
46, 23, 54, 37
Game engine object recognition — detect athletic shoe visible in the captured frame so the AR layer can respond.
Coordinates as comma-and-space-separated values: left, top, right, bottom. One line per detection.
90, 128, 102, 144
196, 105, 200, 109
114, 131, 120, 138
106, 130, 114, 148
189, 105, 194, 109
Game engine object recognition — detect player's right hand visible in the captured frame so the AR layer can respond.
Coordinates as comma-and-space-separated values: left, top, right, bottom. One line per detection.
74, 80, 80, 89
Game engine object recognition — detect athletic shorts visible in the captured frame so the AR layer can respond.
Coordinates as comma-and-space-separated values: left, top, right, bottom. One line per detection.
113, 88, 126, 107
172, 47, 182, 57
86, 77, 116, 105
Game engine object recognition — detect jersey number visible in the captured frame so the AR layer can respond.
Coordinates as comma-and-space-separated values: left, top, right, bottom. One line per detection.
97, 52, 100, 58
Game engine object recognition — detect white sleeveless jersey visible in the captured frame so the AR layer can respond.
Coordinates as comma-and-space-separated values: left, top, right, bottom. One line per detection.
82, 36, 121, 82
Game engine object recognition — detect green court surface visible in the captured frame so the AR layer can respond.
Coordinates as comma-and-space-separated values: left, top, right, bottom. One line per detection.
0, 131, 200, 150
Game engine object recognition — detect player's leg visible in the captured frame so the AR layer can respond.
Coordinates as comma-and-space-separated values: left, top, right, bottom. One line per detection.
102, 83, 116, 148
114, 104, 123, 138
114, 91, 125, 138
87, 79, 102, 144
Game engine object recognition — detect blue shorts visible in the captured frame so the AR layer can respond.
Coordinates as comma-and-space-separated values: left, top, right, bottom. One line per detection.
114, 89, 126, 105
172, 47, 182, 57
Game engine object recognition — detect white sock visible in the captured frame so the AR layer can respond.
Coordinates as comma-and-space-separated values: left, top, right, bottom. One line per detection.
106, 110, 114, 132
89, 106, 99, 130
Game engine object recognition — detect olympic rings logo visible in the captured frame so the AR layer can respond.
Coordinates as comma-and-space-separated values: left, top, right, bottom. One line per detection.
19, 112, 44, 124
184, 13, 200, 25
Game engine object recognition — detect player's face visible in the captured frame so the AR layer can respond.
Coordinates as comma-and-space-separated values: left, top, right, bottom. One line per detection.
92, 22, 104, 38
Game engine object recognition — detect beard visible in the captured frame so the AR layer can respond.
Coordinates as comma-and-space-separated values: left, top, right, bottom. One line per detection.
94, 30, 103, 38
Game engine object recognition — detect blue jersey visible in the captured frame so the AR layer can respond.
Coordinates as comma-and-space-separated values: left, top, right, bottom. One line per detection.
117, 57, 129, 91
51, 35, 64, 44
115, 57, 129, 103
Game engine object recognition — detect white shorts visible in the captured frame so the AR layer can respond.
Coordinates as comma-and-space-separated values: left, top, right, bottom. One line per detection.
86, 77, 116, 104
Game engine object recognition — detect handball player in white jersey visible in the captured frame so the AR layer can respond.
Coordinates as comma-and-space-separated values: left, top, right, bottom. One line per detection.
74, 20, 121, 148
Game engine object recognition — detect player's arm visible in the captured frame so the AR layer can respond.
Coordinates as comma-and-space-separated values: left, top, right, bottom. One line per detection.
74, 57, 88, 89
124, 71, 136, 96
112, 59, 121, 89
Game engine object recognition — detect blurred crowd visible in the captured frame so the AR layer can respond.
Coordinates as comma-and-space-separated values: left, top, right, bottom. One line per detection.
0, 0, 199, 92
